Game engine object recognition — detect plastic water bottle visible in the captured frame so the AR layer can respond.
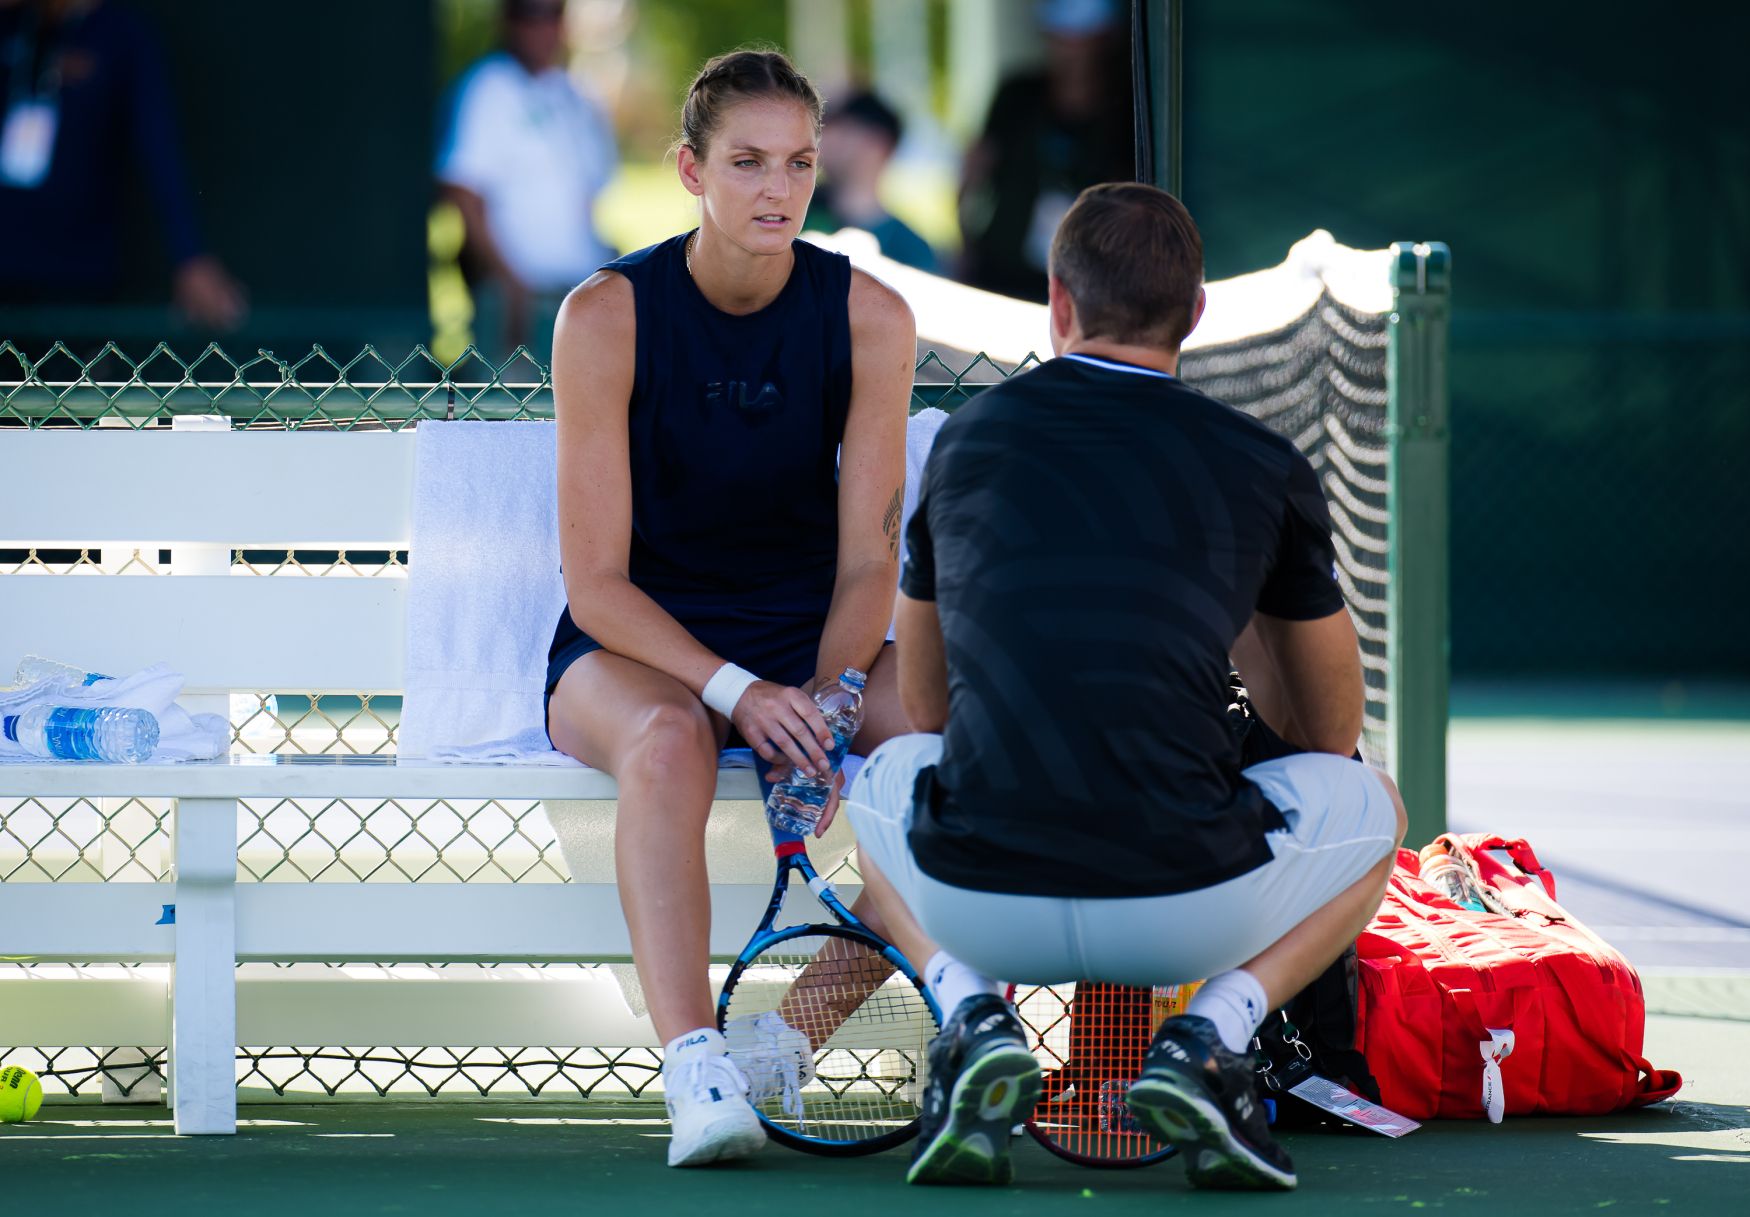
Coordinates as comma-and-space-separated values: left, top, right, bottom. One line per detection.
765, 668, 867, 836
14, 656, 110, 690
1420, 848, 1487, 912
2, 706, 160, 763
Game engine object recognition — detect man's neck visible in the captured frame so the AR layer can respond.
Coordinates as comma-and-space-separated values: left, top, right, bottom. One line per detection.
1060, 338, 1180, 377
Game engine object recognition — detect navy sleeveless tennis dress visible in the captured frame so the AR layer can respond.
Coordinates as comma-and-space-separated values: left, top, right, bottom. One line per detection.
545, 233, 855, 715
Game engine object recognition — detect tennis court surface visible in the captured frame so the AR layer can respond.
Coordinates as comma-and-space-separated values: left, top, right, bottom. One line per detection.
4, 1017, 1745, 1217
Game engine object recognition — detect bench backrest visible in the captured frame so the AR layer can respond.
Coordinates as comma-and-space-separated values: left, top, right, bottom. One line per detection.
0, 428, 415, 693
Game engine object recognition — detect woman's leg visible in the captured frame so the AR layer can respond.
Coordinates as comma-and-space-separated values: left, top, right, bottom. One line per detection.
547, 650, 726, 1043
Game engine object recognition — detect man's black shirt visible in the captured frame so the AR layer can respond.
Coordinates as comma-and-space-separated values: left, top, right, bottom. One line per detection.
902, 355, 1346, 898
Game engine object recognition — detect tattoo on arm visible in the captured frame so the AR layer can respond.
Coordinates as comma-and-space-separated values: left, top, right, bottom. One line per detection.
882, 488, 902, 560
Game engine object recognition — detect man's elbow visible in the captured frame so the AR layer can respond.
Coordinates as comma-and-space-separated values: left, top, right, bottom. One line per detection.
1302, 727, 1363, 758
1299, 702, 1365, 757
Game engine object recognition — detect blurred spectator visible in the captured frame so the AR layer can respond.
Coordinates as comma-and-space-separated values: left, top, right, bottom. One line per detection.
806, 90, 938, 273
0, 0, 247, 330
957, 0, 1132, 301
436, 0, 617, 362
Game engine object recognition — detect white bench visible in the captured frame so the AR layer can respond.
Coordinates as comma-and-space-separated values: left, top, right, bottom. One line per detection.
0, 422, 858, 1133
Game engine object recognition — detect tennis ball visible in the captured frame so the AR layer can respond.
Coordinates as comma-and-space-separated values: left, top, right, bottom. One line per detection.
1, 1064, 43, 1123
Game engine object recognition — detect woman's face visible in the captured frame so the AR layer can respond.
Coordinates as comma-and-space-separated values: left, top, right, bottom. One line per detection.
684, 98, 818, 259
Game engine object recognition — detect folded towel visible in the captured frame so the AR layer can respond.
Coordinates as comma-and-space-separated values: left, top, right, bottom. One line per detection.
397, 420, 577, 764
0, 661, 229, 763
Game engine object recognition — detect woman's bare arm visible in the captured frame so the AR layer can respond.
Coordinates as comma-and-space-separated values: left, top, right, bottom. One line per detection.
813, 268, 915, 687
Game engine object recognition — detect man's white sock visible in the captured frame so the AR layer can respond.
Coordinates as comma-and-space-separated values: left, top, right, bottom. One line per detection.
924, 950, 1003, 1017
1185, 969, 1269, 1053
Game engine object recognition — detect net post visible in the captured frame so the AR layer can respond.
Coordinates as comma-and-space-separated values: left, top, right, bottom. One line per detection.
1133, 0, 1182, 195
1387, 242, 1452, 847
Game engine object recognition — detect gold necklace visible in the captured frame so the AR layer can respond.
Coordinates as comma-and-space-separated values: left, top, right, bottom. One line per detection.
685, 231, 697, 277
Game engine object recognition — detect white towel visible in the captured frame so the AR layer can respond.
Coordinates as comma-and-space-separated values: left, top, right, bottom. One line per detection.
890, 407, 950, 639
0, 661, 229, 763
397, 420, 578, 764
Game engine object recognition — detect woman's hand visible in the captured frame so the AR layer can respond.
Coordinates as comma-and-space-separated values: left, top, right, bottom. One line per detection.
734, 681, 834, 779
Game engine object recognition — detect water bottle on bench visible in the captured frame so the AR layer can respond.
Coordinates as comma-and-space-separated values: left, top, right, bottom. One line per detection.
3, 706, 160, 763
15, 655, 111, 690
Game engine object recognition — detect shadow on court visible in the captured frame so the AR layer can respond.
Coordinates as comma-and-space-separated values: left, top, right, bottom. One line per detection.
5, 1090, 1746, 1216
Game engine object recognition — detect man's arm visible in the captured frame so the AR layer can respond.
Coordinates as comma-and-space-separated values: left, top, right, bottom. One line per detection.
893, 592, 948, 733
1237, 607, 1364, 757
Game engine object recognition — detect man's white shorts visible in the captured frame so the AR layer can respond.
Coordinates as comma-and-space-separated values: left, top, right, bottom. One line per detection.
843, 734, 1400, 985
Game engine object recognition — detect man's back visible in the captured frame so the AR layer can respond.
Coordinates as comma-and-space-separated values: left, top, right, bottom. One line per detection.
904, 354, 1345, 898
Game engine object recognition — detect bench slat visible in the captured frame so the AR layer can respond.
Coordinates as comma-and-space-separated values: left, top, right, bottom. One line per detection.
0, 756, 765, 800
0, 573, 404, 691
3, 972, 668, 1048
2, 881, 824, 962
0, 430, 414, 546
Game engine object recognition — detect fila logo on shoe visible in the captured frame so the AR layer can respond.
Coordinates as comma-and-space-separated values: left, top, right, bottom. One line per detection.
973, 1014, 1007, 1036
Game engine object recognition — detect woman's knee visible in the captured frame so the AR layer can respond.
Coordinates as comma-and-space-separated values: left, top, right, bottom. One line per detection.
617, 699, 717, 785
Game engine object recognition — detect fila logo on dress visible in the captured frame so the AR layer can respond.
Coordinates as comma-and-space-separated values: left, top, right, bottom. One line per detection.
706, 381, 783, 412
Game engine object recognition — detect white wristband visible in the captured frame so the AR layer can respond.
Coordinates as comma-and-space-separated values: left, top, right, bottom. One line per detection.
702, 663, 760, 718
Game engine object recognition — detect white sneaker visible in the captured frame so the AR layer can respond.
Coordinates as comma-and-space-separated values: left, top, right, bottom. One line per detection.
664, 1033, 767, 1168
725, 1010, 816, 1118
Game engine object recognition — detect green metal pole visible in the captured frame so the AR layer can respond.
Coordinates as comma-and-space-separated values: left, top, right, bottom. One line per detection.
1138, 1, 1181, 196
1387, 241, 1452, 848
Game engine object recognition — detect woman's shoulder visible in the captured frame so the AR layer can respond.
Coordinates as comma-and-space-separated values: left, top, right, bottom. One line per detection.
555, 268, 636, 350
846, 264, 915, 346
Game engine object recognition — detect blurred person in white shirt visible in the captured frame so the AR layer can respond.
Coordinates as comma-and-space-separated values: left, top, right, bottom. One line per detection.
436, 0, 617, 360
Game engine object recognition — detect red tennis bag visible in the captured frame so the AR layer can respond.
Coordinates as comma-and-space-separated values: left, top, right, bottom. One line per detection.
1356, 832, 1682, 1120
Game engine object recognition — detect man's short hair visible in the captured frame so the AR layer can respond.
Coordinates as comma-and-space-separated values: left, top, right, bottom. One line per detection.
1048, 183, 1204, 349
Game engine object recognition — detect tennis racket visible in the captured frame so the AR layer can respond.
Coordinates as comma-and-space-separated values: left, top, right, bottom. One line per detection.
717, 811, 941, 1156
1009, 981, 1179, 1168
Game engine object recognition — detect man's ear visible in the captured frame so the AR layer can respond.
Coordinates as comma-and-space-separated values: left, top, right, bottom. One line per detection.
1184, 286, 1207, 343
1047, 275, 1076, 354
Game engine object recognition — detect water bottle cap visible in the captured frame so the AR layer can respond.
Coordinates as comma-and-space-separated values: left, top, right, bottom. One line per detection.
839, 667, 867, 691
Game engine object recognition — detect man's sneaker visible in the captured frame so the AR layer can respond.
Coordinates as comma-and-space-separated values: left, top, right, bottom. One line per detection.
1125, 1014, 1296, 1191
663, 1032, 767, 1168
724, 1010, 815, 1118
906, 993, 1042, 1186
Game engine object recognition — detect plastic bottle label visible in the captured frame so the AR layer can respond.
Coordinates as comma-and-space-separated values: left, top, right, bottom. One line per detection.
1149, 981, 1205, 1033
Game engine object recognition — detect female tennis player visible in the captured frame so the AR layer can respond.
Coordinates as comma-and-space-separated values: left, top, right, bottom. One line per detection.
543, 49, 916, 1167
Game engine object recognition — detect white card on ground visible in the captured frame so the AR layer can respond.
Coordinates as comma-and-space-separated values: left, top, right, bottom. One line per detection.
1288, 1075, 1421, 1137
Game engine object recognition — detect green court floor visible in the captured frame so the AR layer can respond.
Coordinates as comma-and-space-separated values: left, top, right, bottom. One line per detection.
6, 1002, 1746, 1217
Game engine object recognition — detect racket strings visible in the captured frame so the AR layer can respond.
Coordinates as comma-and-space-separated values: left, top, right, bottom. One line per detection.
723, 930, 935, 1145
1016, 982, 1176, 1165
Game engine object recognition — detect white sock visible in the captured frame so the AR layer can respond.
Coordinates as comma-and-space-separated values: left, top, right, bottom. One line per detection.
1185, 969, 1269, 1053
662, 1026, 727, 1072
924, 949, 1003, 1017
